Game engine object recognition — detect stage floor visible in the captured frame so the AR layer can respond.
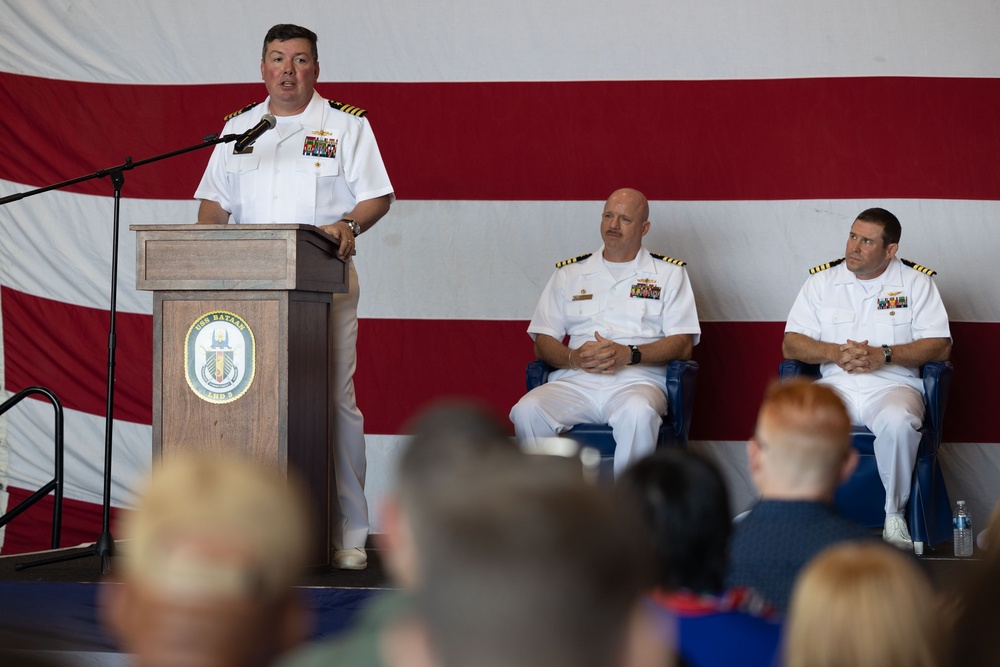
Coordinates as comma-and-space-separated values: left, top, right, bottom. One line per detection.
0, 537, 985, 663
0, 542, 393, 659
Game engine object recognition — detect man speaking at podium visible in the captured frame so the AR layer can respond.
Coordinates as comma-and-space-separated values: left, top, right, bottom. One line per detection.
195, 23, 395, 571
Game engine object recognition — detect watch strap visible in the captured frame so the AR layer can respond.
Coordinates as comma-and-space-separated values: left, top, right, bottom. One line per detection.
628, 344, 641, 365
341, 218, 361, 236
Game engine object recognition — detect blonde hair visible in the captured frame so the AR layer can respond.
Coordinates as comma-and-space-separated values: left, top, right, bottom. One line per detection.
120, 454, 311, 600
783, 541, 943, 667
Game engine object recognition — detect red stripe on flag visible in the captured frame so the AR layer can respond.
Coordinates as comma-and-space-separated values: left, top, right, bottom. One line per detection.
351, 319, 788, 440
685, 321, 1000, 444
4, 288, 997, 443
1, 286, 153, 424
356, 318, 537, 437
1, 486, 129, 555
2, 74, 1000, 201
355, 319, 1000, 443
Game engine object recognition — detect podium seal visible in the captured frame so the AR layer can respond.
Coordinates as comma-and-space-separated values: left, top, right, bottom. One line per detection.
185, 310, 256, 404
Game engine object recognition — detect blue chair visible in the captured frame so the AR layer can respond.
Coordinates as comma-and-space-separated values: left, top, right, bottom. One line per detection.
778, 359, 953, 552
525, 359, 698, 480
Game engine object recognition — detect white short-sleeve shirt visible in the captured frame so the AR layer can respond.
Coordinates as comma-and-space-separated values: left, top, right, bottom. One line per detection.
785, 257, 951, 389
528, 245, 701, 387
195, 90, 394, 226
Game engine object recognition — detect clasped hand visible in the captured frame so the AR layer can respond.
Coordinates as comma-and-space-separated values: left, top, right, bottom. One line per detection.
575, 332, 627, 374
837, 339, 881, 374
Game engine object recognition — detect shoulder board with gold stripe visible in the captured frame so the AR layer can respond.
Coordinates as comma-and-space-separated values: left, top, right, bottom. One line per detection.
809, 257, 845, 274
556, 253, 592, 268
901, 258, 937, 276
650, 253, 686, 266
329, 100, 367, 117
223, 101, 260, 121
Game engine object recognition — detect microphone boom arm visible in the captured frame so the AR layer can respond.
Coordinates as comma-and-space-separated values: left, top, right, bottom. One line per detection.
0, 132, 240, 207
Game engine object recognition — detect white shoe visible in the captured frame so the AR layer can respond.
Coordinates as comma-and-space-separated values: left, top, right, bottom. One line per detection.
333, 547, 368, 570
883, 516, 913, 551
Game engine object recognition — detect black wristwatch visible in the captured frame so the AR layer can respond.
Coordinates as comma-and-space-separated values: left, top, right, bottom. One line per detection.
628, 344, 642, 365
341, 218, 361, 237
882, 344, 892, 365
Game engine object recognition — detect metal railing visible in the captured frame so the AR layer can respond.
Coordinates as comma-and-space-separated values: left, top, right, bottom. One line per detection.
0, 386, 65, 549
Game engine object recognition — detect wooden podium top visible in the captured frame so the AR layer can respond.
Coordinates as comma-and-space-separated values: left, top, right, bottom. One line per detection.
131, 224, 348, 293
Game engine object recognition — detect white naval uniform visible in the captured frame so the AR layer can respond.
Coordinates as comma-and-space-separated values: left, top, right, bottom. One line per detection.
510, 245, 701, 477
785, 256, 951, 515
195, 90, 395, 550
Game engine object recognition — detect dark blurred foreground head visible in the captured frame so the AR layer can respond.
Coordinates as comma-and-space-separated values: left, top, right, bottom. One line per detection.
393, 451, 669, 667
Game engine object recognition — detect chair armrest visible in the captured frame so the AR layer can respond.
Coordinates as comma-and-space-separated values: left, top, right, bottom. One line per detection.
666, 360, 698, 444
778, 358, 953, 447
778, 359, 821, 381
525, 358, 698, 445
921, 361, 953, 436
526, 359, 552, 391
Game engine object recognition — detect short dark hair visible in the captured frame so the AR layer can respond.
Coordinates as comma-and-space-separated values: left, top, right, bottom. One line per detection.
397, 400, 517, 503
621, 448, 731, 594
856, 207, 901, 246
262, 24, 318, 61
413, 455, 651, 667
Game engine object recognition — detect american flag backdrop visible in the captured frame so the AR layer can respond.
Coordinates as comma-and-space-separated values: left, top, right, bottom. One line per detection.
1, 1, 999, 553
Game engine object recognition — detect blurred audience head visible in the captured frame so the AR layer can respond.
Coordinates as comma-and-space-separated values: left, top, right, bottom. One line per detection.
398, 452, 667, 667
750, 379, 856, 502
101, 453, 312, 667
394, 399, 516, 504
380, 399, 519, 588
783, 541, 943, 667
620, 447, 731, 595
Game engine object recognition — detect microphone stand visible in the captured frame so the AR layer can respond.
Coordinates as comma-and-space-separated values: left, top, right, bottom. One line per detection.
1, 131, 241, 574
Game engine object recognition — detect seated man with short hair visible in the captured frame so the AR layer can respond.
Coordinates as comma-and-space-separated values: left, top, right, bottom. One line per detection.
510, 188, 701, 477
782, 207, 952, 550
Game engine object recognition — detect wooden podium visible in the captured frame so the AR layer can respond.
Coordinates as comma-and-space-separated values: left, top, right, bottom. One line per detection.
131, 224, 347, 567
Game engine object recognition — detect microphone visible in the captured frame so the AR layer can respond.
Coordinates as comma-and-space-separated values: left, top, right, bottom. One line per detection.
233, 113, 276, 152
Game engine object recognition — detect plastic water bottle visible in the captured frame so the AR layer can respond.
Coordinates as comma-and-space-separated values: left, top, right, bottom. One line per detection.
953, 500, 973, 558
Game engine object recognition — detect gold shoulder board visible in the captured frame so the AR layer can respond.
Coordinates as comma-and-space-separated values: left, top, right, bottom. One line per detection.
223, 101, 261, 121
809, 257, 845, 274
329, 100, 368, 117
901, 258, 937, 276
555, 253, 592, 268
650, 253, 686, 266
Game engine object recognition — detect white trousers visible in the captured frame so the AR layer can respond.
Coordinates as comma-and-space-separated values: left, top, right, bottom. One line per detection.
332, 260, 369, 549
510, 374, 667, 477
820, 376, 924, 516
